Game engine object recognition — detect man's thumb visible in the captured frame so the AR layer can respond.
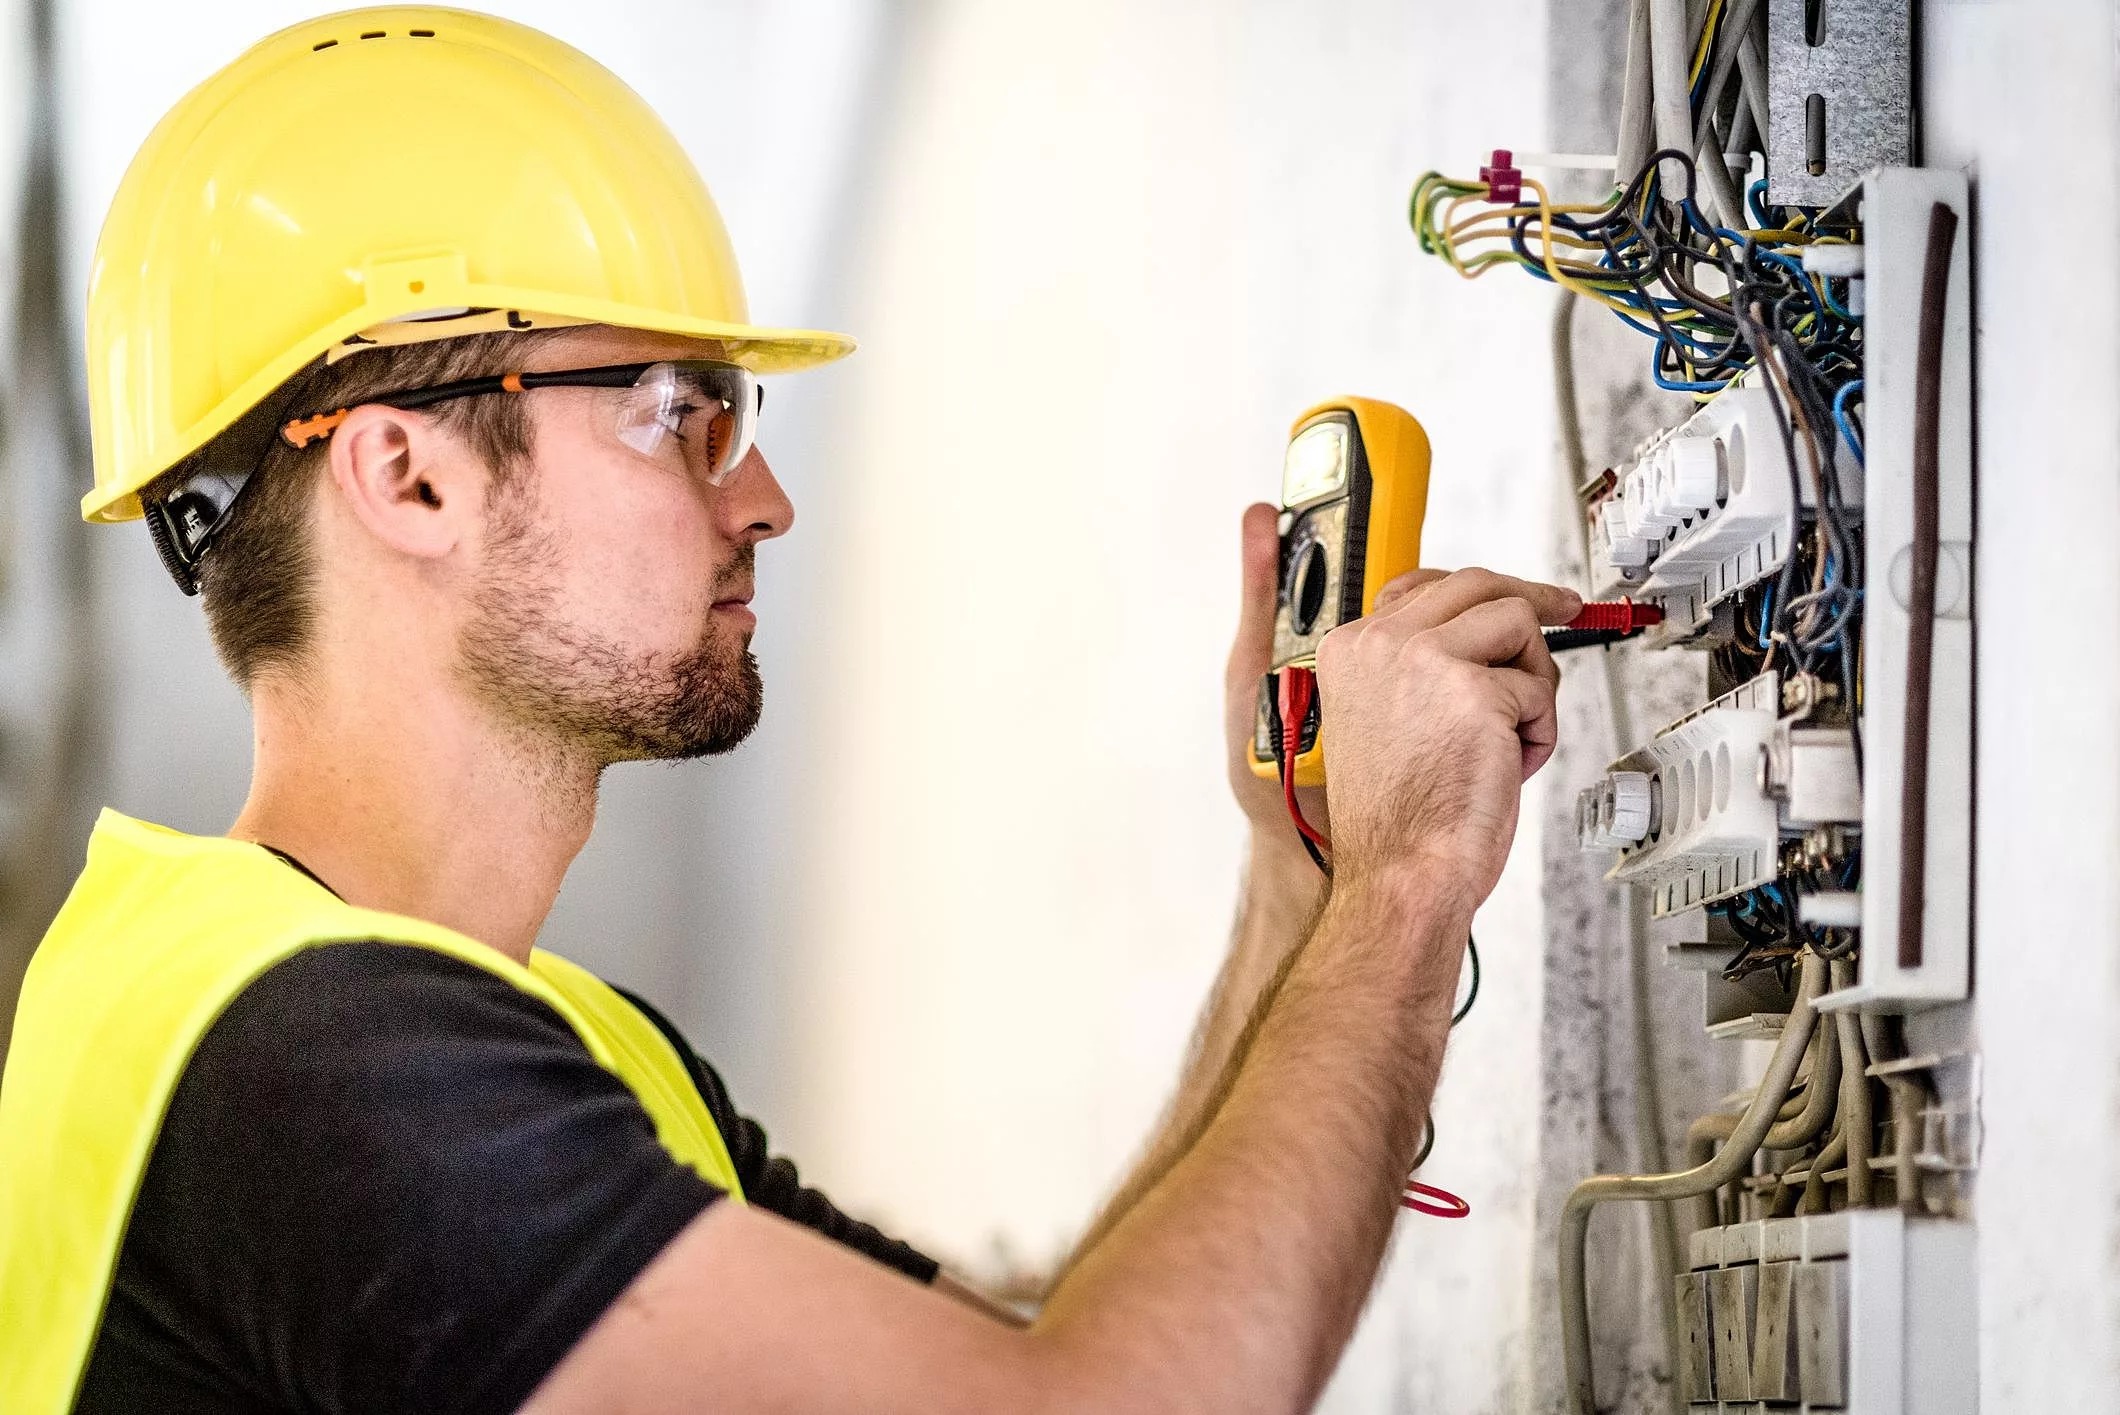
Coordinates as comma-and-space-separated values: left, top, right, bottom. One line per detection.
1231, 502, 1280, 676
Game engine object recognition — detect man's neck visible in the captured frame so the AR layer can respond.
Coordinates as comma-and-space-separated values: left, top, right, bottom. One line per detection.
230, 665, 596, 966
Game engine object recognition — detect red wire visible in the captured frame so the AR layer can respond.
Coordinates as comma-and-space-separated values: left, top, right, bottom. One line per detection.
1276, 667, 1331, 851
1400, 1181, 1471, 1219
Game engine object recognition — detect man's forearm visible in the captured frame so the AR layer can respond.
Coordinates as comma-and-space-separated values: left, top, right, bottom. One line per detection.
1031, 870, 1472, 1413
1063, 834, 1325, 1272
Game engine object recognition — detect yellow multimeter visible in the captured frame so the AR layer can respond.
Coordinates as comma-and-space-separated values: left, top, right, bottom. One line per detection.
1249, 397, 1433, 788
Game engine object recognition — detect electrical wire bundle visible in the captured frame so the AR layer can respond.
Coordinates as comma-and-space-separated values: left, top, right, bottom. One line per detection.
1410, 149, 1861, 401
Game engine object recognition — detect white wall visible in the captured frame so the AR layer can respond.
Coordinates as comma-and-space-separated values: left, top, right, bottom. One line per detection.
785, 2, 1563, 1404
1923, 3, 2120, 1407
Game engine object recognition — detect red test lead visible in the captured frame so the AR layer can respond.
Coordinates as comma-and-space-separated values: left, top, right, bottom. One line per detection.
1543, 597, 1665, 652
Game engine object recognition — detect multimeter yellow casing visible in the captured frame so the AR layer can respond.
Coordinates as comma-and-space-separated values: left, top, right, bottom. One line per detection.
1249, 397, 1433, 787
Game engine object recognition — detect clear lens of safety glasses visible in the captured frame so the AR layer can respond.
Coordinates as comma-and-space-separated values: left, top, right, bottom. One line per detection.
613, 361, 760, 485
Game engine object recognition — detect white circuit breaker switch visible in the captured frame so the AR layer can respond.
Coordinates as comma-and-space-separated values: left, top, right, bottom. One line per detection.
1794, 1260, 1848, 1405
1593, 497, 1653, 572
1750, 1260, 1801, 1402
1675, 1272, 1716, 1402
1584, 368, 1862, 617
1664, 434, 1722, 516
1630, 459, 1682, 535
1578, 770, 1654, 850
1710, 1265, 1759, 1400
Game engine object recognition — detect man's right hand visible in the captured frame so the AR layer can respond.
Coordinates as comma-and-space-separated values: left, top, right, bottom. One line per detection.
1314, 567, 1580, 908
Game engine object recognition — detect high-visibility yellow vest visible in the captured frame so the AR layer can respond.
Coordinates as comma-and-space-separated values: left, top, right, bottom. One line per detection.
0, 809, 744, 1414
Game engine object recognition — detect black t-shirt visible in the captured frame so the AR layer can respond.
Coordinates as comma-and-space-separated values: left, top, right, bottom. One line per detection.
73, 941, 935, 1414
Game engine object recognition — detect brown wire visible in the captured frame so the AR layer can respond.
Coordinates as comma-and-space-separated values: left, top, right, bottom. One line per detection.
1899, 203, 1958, 969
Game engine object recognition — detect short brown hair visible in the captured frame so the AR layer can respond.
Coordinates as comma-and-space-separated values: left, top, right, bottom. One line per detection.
148, 328, 567, 687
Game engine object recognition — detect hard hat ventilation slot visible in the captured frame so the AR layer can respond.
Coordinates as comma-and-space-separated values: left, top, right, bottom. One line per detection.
312, 39, 337, 50
410, 29, 435, 37
359, 31, 386, 40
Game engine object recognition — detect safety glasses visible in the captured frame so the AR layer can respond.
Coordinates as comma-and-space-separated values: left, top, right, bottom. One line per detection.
279, 359, 764, 484
146, 361, 763, 595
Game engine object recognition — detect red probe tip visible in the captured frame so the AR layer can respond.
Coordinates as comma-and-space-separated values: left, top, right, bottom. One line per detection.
1562, 598, 1664, 633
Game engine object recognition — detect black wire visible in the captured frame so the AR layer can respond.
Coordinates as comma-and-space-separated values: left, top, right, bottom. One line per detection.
1453, 934, 1480, 1026
1413, 937, 1479, 1180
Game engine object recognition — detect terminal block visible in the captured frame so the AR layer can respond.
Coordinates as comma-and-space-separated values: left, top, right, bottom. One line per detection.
1577, 673, 1860, 919
1586, 378, 1860, 630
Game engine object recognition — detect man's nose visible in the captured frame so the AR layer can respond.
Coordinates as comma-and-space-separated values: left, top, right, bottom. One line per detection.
721, 446, 794, 542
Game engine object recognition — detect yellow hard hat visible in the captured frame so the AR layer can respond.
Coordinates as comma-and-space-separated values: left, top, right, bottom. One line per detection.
82, 5, 855, 524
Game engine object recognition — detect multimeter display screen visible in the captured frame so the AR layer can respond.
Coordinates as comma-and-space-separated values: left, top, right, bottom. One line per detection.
1282, 420, 1349, 507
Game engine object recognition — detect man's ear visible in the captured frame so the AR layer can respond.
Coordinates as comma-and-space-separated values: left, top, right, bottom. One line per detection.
325, 404, 472, 560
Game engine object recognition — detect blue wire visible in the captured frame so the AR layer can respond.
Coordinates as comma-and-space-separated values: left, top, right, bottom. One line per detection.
1819, 276, 1856, 320
1652, 361, 1728, 394
1679, 199, 1723, 245
1831, 380, 1866, 467
1747, 179, 1772, 228
1756, 583, 1775, 648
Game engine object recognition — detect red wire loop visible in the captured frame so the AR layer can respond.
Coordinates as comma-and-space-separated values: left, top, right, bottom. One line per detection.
1400, 1181, 1471, 1219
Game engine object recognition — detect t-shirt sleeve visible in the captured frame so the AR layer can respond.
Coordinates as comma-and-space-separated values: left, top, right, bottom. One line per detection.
615, 988, 941, 1284
101, 942, 725, 1415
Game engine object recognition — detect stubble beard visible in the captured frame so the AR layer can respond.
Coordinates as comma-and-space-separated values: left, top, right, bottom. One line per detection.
456, 489, 764, 769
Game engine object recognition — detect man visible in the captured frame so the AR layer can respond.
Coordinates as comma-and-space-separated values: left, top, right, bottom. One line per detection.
0, 9, 1579, 1412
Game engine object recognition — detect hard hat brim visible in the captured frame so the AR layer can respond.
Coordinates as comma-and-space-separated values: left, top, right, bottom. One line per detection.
82, 286, 855, 524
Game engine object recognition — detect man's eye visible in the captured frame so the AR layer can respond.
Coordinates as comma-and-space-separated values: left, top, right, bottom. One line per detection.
663, 399, 707, 438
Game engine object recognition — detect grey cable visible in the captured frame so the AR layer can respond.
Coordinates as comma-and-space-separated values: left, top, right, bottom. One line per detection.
1689, 0, 1763, 227
1682, 1014, 1840, 1230
1615, 0, 1658, 184
1727, 83, 1758, 165
1859, 1010, 1931, 1212
1560, 954, 1827, 1415
1648, 0, 1697, 192
1796, 1123, 1848, 1214
1736, 26, 1770, 154
1832, 960, 1875, 1206
1691, 0, 1762, 156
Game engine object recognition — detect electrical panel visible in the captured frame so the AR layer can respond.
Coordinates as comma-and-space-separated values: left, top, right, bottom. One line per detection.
1574, 167, 1971, 1014
1406, 0, 1973, 1403
1407, 0, 1967, 1408
1567, 169, 1975, 1413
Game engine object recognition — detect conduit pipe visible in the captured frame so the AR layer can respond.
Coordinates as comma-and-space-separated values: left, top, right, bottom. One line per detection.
1859, 1011, 1931, 1212
1647, 0, 1697, 195
1797, 1126, 1849, 1214
1831, 959, 1874, 1206
1682, 1001, 1840, 1231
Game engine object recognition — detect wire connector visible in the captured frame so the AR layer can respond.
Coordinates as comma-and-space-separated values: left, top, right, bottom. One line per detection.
1479, 148, 1522, 205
